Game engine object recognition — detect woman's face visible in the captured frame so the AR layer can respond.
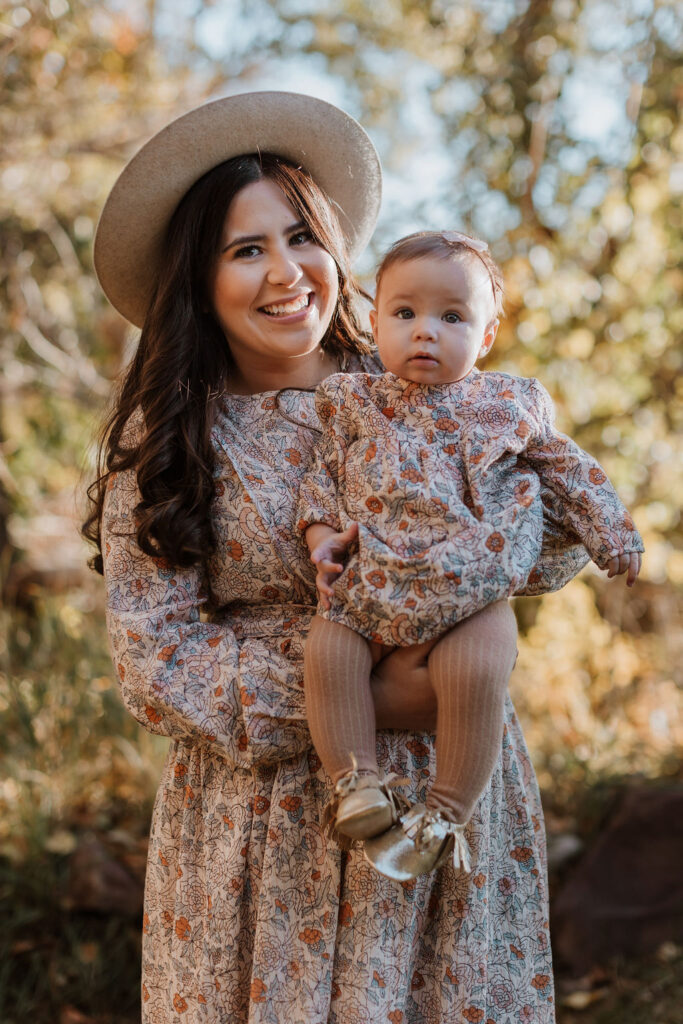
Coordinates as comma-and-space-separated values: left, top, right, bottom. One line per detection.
211, 178, 339, 377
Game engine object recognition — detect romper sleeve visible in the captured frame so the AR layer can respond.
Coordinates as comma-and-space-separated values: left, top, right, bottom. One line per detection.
102, 461, 250, 763
296, 376, 355, 534
521, 378, 644, 568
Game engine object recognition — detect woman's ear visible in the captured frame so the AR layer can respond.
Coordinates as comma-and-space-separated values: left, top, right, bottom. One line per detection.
369, 307, 378, 342
480, 318, 499, 357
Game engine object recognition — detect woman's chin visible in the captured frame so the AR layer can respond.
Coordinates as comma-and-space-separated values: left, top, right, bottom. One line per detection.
260, 324, 327, 357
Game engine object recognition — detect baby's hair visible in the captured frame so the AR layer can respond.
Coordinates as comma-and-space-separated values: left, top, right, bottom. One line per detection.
376, 230, 504, 317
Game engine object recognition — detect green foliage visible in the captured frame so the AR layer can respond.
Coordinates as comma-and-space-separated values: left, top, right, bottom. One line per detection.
0, 594, 165, 859
0, 593, 161, 1021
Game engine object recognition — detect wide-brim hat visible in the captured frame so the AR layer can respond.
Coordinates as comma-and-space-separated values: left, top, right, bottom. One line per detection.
93, 91, 382, 328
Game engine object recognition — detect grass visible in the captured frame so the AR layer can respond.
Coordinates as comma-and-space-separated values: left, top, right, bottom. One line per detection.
0, 852, 141, 1024
556, 947, 683, 1024
0, 587, 160, 1021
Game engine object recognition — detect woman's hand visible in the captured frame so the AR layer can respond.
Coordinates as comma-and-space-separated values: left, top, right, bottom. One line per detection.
605, 551, 641, 587
306, 522, 359, 609
371, 640, 438, 732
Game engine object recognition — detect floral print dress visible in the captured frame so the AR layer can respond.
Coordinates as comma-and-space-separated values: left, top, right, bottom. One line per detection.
103, 372, 578, 1024
297, 370, 643, 645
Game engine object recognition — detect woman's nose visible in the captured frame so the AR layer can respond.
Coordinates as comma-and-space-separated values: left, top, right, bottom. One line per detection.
266, 247, 303, 287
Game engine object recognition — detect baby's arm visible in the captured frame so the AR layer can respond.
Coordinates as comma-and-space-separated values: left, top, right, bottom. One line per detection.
297, 377, 358, 606
522, 378, 644, 585
605, 551, 641, 587
305, 522, 359, 609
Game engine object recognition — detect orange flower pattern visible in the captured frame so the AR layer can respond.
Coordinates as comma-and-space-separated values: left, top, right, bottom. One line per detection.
297, 371, 643, 645
104, 366, 558, 1023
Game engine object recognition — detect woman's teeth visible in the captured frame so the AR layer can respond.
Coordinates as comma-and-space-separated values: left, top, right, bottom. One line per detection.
261, 294, 310, 316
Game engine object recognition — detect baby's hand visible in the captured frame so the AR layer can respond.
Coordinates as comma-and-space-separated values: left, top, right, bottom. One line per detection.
309, 522, 359, 609
605, 552, 642, 587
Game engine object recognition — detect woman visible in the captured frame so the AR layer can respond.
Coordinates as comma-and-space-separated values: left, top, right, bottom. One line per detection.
84, 92, 560, 1024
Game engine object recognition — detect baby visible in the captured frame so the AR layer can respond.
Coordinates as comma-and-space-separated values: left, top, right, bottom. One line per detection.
298, 231, 643, 880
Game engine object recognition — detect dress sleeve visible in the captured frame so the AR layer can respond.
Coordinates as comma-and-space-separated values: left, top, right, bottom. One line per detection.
522, 379, 644, 568
102, 464, 249, 764
296, 377, 353, 534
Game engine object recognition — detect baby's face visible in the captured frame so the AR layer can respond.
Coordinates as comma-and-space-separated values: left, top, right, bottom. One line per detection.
370, 255, 498, 385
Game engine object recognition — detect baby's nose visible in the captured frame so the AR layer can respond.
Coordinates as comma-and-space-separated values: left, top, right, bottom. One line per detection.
412, 319, 437, 341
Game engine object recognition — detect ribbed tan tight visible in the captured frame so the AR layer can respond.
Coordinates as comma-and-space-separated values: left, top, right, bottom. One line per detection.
304, 601, 518, 824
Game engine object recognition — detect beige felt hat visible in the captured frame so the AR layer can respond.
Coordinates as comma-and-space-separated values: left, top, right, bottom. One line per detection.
94, 91, 382, 327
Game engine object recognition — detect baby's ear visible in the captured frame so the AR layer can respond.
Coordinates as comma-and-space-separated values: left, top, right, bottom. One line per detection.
481, 318, 499, 356
369, 307, 378, 340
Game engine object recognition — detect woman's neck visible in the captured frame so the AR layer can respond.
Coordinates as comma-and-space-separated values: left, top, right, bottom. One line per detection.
226, 347, 341, 395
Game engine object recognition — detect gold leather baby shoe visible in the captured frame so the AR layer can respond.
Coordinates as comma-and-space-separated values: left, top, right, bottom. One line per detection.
335, 783, 396, 840
322, 755, 408, 843
363, 803, 472, 881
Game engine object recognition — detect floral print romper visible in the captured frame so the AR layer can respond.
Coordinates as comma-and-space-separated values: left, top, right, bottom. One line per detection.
297, 370, 643, 645
102, 362, 614, 1024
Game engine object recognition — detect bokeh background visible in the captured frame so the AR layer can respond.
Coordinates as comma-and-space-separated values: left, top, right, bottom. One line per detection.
1, 0, 681, 1021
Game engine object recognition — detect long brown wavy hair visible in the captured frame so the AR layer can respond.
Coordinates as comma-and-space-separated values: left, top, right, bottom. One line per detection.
82, 153, 372, 574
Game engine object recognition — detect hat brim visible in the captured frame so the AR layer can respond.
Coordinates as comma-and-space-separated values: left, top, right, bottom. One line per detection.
94, 91, 382, 328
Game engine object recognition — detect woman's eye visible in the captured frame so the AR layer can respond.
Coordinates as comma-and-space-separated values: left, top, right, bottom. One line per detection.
443, 312, 461, 323
396, 309, 414, 320
290, 230, 312, 246
233, 244, 261, 259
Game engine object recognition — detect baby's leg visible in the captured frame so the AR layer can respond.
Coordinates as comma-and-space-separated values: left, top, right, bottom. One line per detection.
304, 615, 379, 782
427, 600, 518, 824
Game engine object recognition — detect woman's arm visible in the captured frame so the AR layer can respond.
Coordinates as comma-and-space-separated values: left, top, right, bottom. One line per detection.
371, 643, 438, 732
103, 464, 249, 763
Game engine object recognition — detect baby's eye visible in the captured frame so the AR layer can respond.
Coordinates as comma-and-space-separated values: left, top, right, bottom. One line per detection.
233, 244, 261, 259
395, 308, 414, 320
443, 312, 461, 324
290, 230, 313, 246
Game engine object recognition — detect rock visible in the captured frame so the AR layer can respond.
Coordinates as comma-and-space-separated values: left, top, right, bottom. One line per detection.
552, 785, 683, 974
66, 837, 144, 918
547, 832, 583, 871
5, 510, 90, 605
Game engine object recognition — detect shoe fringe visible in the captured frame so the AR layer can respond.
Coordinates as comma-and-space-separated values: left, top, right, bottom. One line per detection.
402, 806, 472, 873
449, 827, 472, 873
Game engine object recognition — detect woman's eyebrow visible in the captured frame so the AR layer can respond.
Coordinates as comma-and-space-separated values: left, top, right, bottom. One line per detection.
223, 220, 307, 253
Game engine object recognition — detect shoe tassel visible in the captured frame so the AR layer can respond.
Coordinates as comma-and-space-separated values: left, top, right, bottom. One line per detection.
401, 805, 472, 873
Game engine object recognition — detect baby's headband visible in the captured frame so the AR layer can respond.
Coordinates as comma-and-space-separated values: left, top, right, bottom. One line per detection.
440, 230, 489, 253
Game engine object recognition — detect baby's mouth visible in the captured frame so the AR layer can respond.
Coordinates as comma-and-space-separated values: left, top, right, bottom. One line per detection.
410, 352, 438, 364
260, 293, 312, 317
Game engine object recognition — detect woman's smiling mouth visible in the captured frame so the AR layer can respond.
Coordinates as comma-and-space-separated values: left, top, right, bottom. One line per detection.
260, 292, 312, 318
